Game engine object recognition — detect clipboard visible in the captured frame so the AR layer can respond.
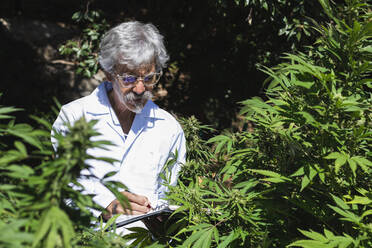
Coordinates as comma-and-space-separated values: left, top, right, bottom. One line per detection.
105, 205, 179, 231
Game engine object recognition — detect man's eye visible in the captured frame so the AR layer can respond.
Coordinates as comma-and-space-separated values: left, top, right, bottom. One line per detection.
123, 76, 137, 83
143, 74, 155, 82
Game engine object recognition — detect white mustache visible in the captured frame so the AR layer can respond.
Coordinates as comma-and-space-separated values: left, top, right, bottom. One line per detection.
124, 91, 153, 102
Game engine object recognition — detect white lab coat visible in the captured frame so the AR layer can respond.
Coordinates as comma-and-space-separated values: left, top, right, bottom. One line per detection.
52, 82, 186, 225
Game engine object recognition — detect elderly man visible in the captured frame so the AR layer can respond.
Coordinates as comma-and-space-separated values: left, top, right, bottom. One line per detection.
52, 21, 186, 233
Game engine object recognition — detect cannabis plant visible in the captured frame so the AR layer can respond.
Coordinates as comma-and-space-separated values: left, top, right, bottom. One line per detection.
157, 0, 371, 247
0, 105, 131, 247
205, 0, 371, 247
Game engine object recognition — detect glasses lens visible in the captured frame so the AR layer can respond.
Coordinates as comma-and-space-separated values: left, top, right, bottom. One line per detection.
143, 74, 156, 83
118, 71, 162, 87
123, 75, 137, 83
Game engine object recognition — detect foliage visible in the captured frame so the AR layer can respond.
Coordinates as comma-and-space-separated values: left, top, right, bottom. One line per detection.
58, 0, 319, 79
289, 192, 372, 247
0, 105, 130, 247
53, 0, 326, 130
129, 0, 370, 247
1, 0, 371, 247
177, 116, 215, 183
231, 0, 316, 49
59, 2, 109, 77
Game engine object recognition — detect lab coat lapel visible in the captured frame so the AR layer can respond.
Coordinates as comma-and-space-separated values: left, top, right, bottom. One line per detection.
122, 113, 146, 156
122, 99, 156, 154
119, 100, 159, 164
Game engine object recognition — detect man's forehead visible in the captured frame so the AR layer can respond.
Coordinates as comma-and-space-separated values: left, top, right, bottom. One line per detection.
116, 63, 155, 74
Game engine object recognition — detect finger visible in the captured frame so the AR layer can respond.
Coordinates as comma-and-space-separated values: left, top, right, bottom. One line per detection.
115, 203, 143, 215
114, 201, 150, 215
122, 207, 148, 215
144, 198, 152, 208
103, 199, 149, 220
113, 203, 126, 215
129, 202, 151, 213
103, 199, 119, 219
122, 191, 150, 206
127, 193, 148, 206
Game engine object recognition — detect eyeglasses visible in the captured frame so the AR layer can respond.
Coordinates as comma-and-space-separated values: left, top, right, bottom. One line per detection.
115, 71, 162, 88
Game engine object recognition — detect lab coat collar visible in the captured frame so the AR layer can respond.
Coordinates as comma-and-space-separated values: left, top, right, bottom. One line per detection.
85, 81, 164, 120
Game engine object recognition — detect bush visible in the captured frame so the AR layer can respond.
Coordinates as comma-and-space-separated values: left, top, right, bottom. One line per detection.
163, 0, 371, 247
0, 105, 131, 247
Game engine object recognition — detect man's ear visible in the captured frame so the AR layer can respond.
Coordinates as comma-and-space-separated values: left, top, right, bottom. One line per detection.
104, 71, 114, 82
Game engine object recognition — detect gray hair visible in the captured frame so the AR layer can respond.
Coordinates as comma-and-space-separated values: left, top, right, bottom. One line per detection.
98, 21, 169, 73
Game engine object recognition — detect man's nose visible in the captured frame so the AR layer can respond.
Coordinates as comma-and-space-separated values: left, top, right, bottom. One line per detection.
133, 80, 146, 95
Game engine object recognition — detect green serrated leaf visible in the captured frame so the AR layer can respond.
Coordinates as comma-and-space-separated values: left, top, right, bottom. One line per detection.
347, 158, 357, 177
300, 175, 311, 191
324, 152, 341, 159
290, 167, 305, 177
347, 196, 372, 205
335, 155, 347, 173
217, 231, 237, 248
299, 229, 327, 242
330, 194, 350, 210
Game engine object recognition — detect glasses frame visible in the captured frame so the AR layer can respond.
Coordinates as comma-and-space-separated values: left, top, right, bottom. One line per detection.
115, 71, 163, 88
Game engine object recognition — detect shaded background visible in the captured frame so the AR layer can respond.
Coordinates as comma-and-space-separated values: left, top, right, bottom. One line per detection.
0, 0, 323, 129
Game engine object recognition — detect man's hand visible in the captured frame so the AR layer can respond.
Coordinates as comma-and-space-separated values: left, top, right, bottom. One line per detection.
102, 191, 151, 220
